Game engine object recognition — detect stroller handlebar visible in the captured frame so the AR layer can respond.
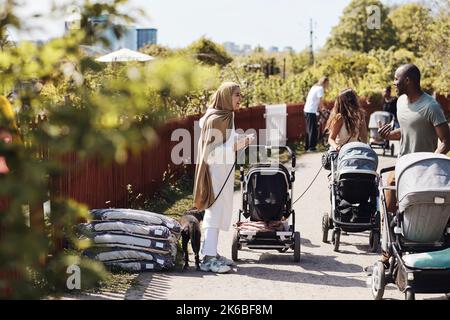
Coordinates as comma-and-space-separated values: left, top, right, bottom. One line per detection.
241, 144, 296, 169
380, 166, 396, 175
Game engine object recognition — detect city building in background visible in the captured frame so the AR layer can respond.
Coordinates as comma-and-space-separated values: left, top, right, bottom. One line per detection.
119, 26, 137, 51
137, 28, 158, 49
64, 14, 157, 52
223, 42, 295, 55
223, 41, 240, 55
282, 46, 295, 53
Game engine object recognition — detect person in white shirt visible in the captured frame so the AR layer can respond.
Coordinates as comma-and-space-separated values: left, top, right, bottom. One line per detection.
303, 76, 329, 151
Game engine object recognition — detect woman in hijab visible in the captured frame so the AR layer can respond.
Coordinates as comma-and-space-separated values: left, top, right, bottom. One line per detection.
193, 82, 253, 273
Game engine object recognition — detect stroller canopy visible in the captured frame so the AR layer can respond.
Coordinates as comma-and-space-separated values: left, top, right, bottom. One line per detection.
396, 153, 450, 210
337, 142, 378, 173
395, 153, 450, 242
368, 111, 392, 128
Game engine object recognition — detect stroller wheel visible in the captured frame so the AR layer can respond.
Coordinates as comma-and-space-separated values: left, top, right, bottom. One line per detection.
293, 231, 301, 262
322, 213, 330, 243
371, 261, 386, 300
333, 229, 341, 252
232, 230, 239, 261
369, 231, 380, 253
405, 289, 415, 301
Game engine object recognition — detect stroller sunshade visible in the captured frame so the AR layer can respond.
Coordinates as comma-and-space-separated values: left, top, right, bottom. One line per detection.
246, 168, 289, 222
337, 142, 378, 172
395, 153, 450, 242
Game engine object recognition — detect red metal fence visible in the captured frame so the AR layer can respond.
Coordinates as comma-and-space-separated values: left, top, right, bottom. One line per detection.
50, 99, 389, 209
4, 95, 449, 211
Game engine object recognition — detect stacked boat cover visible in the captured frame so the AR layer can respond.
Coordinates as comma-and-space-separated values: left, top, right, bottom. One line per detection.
77, 209, 181, 272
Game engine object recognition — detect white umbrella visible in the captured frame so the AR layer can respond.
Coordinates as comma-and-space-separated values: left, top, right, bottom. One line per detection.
95, 48, 154, 62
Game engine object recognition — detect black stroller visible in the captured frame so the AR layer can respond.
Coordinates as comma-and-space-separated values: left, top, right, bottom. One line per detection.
322, 142, 381, 252
372, 153, 450, 300
232, 145, 300, 262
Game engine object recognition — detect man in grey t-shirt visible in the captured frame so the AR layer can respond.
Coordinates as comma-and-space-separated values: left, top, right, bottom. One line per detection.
379, 64, 449, 156
370, 64, 450, 272
397, 90, 447, 156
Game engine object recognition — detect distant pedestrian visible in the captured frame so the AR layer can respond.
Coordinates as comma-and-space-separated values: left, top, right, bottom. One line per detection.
304, 76, 329, 152
382, 86, 399, 128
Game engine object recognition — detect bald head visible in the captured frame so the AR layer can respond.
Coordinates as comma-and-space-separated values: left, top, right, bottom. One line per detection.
394, 64, 421, 96
398, 64, 421, 86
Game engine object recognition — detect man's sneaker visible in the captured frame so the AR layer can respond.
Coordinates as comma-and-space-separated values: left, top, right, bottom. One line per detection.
216, 254, 234, 266
200, 258, 231, 273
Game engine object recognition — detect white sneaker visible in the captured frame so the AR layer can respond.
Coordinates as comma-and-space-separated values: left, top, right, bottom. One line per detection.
200, 258, 231, 273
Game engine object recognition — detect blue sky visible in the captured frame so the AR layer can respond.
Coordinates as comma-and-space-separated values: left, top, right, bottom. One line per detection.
11, 0, 416, 51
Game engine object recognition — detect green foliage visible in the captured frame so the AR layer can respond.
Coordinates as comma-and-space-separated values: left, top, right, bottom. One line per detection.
415, 2, 450, 95
139, 44, 173, 58
0, 0, 448, 299
290, 50, 312, 74
183, 37, 233, 67
326, 0, 397, 52
0, 0, 216, 299
0, 0, 20, 51
389, 3, 433, 54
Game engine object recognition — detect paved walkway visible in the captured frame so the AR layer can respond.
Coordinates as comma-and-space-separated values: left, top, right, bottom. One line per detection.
65, 143, 448, 300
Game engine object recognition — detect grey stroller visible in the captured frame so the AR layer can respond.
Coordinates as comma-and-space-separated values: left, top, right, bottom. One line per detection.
322, 142, 381, 252
369, 111, 395, 157
372, 153, 450, 300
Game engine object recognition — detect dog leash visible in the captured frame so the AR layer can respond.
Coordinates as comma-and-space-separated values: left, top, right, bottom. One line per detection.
207, 147, 325, 208
292, 164, 323, 205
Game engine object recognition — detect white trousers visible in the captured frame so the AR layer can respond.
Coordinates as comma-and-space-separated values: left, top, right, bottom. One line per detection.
202, 227, 219, 257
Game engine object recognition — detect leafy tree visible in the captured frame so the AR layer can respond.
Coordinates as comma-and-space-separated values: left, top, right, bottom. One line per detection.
290, 49, 311, 74
326, 0, 397, 52
184, 37, 233, 67
389, 3, 433, 54
416, 1, 450, 95
0, 0, 216, 298
0, 1, 19, 51
369, 47, 416, 85
139, 44, 173, 58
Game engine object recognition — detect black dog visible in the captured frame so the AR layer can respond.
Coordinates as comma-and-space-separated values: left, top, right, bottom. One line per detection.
180, 208, 204, 271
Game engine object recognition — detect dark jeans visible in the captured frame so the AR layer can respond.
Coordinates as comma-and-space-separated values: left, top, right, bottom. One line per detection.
305, 112, 318, 150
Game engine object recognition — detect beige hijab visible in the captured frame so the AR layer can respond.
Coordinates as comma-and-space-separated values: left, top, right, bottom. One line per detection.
193, 82, 239, 210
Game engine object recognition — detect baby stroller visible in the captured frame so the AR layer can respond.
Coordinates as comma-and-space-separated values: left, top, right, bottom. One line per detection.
322, 142, 381, 252
368, 111, 395, 157
372, 153, 450, 300
232, 145, 300, 262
